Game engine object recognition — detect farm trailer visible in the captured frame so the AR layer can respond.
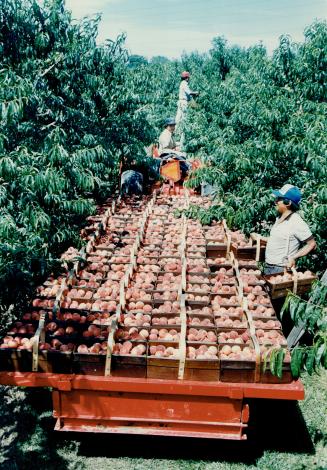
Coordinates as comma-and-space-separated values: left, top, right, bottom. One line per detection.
0, 372, 304, 440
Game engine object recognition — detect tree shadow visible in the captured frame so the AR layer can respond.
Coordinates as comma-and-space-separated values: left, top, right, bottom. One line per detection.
0, 387, 317, 468
0, 387, 69, 470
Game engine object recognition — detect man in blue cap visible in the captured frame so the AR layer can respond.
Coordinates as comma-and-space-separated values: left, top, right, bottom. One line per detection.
253, 184, 316, 275
158, 118, 180, 156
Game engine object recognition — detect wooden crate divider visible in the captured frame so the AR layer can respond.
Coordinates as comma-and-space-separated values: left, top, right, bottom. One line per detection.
291, 267, 298, 294
226, 233, 232, 255
119, 279, 126, 310
178, 294, 187, 380
255, 235, 262, 262
181, 257, 187, 292
32, 311, 46, 372
52, 279, 68, 319
242, 297, 255, 335
251, 334, 262, 383
222, 219, 229, 234
73, 246, 87, 276
104, 318, 117, 376
85, 239, 94, 254
184, 189, 190, 209
116, 304, 123, 324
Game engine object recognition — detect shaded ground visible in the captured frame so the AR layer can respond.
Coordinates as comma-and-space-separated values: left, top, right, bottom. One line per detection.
0, 371, 326, 470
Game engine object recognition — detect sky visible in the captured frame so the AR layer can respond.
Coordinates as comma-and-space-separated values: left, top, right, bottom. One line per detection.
65, 0, 327, 59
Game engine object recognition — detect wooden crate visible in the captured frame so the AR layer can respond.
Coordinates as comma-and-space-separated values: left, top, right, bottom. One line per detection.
260, 360, 292, 384
184, 343, 219, 381
73, 352, 106, 375
147, 342, 180, 379
111, 354, 146, 378
184, 358, 220, 381
265, 272, 317, 299
231, 243, 265, 261
0, 349, 73, 373
219, 343, 259, 383
206, 244, 227, 258
38, 350, 73, 373
0, 349, 32, 372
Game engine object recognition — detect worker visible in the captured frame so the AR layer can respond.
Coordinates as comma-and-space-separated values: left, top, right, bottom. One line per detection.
120, 157, 144, 195
252, 184, 316, 275
175, 71, 199, 149
175, 71, 199, 125
158, 118, 181, 156
158, 118, 190, 177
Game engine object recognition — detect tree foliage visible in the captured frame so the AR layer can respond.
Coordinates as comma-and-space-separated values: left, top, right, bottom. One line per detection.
281, 280, 327, 377
0, 0, 154, 313
179, 24, 326, 274
0, 0, 326, 333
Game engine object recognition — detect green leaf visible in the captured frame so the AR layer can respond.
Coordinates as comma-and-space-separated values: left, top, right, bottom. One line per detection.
305, 347, 316, 375
275, 348, 286, 378
280, 294, 290, 319
291, 347, 304, 379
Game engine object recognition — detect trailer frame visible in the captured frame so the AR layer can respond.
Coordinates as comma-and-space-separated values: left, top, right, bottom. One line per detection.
0, 372, 304, 440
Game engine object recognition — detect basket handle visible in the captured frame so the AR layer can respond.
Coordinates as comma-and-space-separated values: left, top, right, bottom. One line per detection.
104, 319, 117, 376
251, 334, 261, 383
119, 279, 126, 309
291, 266, 298, 294
178, 300, 187, 380
32, 311, 46, 372
255, 235, 261, 262
226, 233, 231, 254
181, 257, 187, 291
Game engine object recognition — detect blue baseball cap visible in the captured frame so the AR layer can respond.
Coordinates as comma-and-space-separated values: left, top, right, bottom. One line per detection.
272, 184, 302, 205
164, 117, 176, 127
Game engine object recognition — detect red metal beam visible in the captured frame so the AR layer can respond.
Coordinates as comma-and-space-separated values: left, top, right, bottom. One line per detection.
53, 388, 248, 439
0, 372, 304, 400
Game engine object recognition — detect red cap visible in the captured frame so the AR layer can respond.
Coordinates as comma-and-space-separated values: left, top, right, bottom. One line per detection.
181, 71, 190, 78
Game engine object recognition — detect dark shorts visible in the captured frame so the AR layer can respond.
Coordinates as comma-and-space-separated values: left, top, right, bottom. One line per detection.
264, 264, 285, 275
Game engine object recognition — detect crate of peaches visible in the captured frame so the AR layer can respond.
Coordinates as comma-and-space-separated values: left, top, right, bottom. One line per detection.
218, 330, 259, 382
229, 231, 265, 261
147, 341, 181, 380
184, 344, 220, 381
110, 330, 147, 378
264, 269, 317, 299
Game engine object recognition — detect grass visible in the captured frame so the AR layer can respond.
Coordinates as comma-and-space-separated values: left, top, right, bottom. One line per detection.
0, 370, 326, 470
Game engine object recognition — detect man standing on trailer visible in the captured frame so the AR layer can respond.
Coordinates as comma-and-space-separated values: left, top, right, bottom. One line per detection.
158, 117, 190, 177
175, 71, 199, 148
252, 184, 316, 275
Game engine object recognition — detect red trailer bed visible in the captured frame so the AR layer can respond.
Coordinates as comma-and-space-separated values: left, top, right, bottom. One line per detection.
0, 372, 304, 440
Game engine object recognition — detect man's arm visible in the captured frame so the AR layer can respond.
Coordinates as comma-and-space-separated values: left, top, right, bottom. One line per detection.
287, 237, 316, 268
250, 233, 268, 243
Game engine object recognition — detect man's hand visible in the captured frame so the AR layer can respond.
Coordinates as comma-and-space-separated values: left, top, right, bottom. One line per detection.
250, 233, 268, 244
287, 257, 296, 269
250, 232, 259, 240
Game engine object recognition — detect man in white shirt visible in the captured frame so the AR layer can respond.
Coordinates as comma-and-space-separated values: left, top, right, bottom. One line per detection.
175, 71, 198, 125
158, 118, 185, 157
252, 184, 316, 274
175, 71, 199, 149
158, 118, 179, 155
158, 118, 190, 176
